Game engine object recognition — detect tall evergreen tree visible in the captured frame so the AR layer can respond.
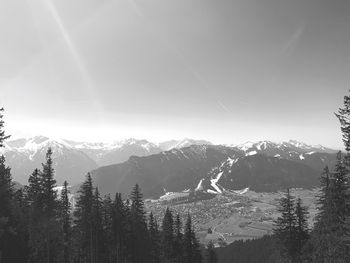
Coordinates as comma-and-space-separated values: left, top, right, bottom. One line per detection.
91, 187, 106, 263
161, 207, 175, 263
41, 147, 57, 217
183, 213, 202, 263
311, 153, 349, 262
307, 166, 337, 262
27, 169, 42, 204
149, 212, 161, 263
336, 91, 350, 155
11, 188, 30, 263
129, 184, 150, 263
294, 197, 309, 262
174, 214, 184, 263
0, 107, 11, 262
101, 194, 113, 262
0, 108, 10, 147
0, 155, 13, 230
334, 89, 350, 261
27, 148, 62, 263
274, 189, 297, 262
112, 192, 131, 263
332, 152, 348, 224
73, 173, 94, 263
0, 154, 15, 263
314, 166, 331, 226
27, 172, 45, 262
41, 148, 61, 263
60, 181, 71, 263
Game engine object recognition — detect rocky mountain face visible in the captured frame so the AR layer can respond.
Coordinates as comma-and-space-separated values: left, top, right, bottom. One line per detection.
91, 141, 338, 198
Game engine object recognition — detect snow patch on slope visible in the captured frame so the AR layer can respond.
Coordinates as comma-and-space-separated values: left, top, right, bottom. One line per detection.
211, 172, 223, 193
246, 150, 257, 156
195, 179, 204, 191
233, 187, 249, 195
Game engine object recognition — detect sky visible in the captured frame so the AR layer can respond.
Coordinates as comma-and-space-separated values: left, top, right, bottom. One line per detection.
0, 0, 349, 148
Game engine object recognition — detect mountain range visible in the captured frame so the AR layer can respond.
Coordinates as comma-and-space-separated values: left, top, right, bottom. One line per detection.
0, 136, 214, 184
90, 141, 339, 198
0, 136, 339, 193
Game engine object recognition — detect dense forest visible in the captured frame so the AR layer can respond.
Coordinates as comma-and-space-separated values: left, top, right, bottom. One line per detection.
1, 90, 350, 263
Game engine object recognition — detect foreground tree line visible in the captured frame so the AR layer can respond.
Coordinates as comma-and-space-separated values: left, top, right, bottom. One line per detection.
272, 93, 350, 263
0, 108, 218, 263
216, 93, 350, 263
273, 151, 349, 263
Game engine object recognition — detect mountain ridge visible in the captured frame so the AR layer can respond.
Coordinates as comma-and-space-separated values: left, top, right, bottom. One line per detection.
1, 136, 338, 187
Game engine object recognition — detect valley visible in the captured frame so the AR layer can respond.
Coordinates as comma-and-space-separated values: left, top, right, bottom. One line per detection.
145, 188, 319, 246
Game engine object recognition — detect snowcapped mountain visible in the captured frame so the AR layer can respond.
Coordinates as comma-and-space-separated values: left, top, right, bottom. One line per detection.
234, 140, 337, 156
65, 138, 163, 166
1, 136, 338, 193
90, 141, 338, 198
1, 136, 216, 185
91, 145, 243, 198
1, 136, 98, 185
158, 138, 213, 151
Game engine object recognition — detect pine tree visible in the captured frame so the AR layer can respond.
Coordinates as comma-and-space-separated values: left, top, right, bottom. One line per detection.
0, 107, 12, 262
205, 241, 217, 263
0, 154, 15, 263
333, 89, 350, 262
314, 166, 331, 226
308, 166, 337, 262
101, 194, 113, 262
27, 169, 42, 204
60, 181, 71, 263
307, 154, 349, 262
332, 152, 348, 224
41, 147, 61, 263
274, 189, 297, 262
41, 147, 57, 217
161, 207, 175, 263
149, 212, 161, 263
174, 214, 184, 263
336, 92, 350, 155
11, 188, 30, 262
91, 187, 106, 263
73, 173, 94, 263
183, 213, 202, 263
0, 108, 10, 147
112, 192, 131, 262
0, 155, 13, 230
26, 148, 62, 263
294, 197, 309, 262
129, 184, 150, 263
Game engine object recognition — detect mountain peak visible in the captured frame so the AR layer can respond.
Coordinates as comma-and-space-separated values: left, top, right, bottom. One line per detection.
158, 138, 213, 151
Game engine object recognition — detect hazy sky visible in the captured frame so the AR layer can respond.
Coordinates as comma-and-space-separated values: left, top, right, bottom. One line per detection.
0, 0, 349, 148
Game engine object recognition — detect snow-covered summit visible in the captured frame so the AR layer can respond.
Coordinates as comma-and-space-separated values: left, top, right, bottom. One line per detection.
4, 136, 72, 155
158, 138, 212, 151
233, 140, 336, 154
